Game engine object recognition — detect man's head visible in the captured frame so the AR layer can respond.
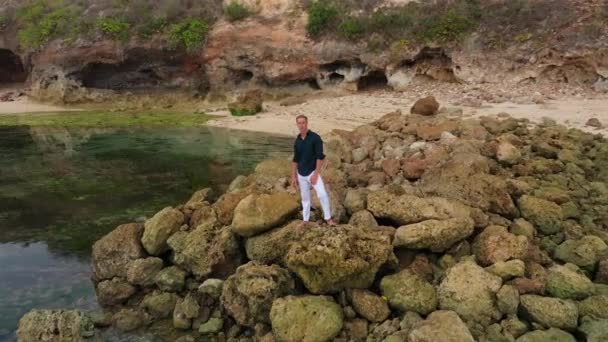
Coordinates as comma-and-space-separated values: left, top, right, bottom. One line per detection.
296, 115, 308, 134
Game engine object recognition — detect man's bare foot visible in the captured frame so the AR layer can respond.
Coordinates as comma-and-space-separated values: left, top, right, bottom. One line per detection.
325, 218, 337, 226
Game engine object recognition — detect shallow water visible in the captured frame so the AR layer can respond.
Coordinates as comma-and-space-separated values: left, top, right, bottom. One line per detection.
0, 125, 292, 340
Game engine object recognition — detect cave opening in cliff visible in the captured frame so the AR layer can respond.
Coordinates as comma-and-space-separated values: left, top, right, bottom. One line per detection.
230, 69, 254, 86
0, 49, 27, 86
74, 61, 164, 90
399, 47, 459, 83
357, 70, 388, 91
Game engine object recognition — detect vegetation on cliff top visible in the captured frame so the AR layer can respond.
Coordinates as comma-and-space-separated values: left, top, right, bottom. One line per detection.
12, 0, 224, 51
305, 0, 600, 50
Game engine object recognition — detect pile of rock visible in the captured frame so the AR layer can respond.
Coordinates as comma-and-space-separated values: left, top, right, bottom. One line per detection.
18, 97, 608, 342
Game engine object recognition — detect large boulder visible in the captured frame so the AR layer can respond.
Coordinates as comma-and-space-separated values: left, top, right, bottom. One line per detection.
472, 225, 529, 266
367, 190, 478, 225
517, 196, 563, 235
228, 89, 263, 116
579, 318, 608, 342
422, 172, 518, 217
17, 310, 95, 342
213, 191, 251, 225
92, 223, 146, 281
221, 261, 295, 327
519, 295, 578, 330
168, 224, 242, 279
410, 96, 440, 116
554, 235, 608, 267
284, 224, 393, 294
231, 192, 299, 237
515, 328, 575, 342
349, 289, 390, 322
578, 295, 608, 319
140, 291, 179, 319
408, 310, 475, 342
141, 207, 185, 255
438, 260, 503, 325
245, 221, 303, 264
270, 295, 343, 342
380, 269, 438, 315
154, 266, 186, 292
96, 277, 136, 306
546, 264, 594, 300
126, 257, 164, 286
393, 217, 475, 252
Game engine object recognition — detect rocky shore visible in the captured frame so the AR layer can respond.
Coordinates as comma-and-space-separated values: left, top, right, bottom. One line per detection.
16, 98, 608, 341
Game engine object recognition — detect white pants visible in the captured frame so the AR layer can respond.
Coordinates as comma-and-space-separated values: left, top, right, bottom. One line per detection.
297, 172, 332, 221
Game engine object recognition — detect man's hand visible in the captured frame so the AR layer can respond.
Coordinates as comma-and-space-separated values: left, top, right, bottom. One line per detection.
310, 171, 319, 186
291, 175, 299, 190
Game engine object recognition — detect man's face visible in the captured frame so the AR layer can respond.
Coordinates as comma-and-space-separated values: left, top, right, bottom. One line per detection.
296, 118, 308, 133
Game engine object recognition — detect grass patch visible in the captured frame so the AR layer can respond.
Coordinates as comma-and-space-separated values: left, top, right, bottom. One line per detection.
224, 1, 251, 22
169, 18, 209, 51
0, 110, 215, 127
97, 17, 131, 41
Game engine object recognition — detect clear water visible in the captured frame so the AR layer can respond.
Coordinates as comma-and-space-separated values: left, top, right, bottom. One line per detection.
0, 125, 292, 341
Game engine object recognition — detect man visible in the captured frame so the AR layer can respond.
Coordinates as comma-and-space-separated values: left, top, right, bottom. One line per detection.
291, 115, 337, 226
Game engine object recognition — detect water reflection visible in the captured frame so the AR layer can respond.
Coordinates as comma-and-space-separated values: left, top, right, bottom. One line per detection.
0, 125, 291, 340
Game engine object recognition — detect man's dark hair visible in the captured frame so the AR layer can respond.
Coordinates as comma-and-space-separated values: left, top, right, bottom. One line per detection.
296, 115, 308, 122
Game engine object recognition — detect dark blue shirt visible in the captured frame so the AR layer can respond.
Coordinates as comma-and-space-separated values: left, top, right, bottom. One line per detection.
293, 130, 325, 177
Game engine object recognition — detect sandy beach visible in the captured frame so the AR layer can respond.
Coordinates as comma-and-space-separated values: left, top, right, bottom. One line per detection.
206, 91, 608, 137
0, 96, 82, 114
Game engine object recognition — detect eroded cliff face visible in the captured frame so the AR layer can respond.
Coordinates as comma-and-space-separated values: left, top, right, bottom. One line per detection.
1, 0, 607, 104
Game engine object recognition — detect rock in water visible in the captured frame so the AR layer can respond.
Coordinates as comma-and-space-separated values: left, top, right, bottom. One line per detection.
270, 295, 343, 342
411, 96, 440, 116
92, 223, 145, 281
222, 262, 295, 327
141, 207, 185, 255
231, 192, 300, 237
17, 310, 95, 342
167, 224, 242, 279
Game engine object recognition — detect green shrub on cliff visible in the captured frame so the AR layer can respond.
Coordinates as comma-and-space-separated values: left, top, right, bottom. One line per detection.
0, 15, 7, 31
225, 1, 251, 22
98, 17, 131, 41
17, 3, 79, 49
307, 1, 339, 36
169, 18, 209, 51
138, 17, 168, 39
416, 8, 477, 43
338, 16, 365, 40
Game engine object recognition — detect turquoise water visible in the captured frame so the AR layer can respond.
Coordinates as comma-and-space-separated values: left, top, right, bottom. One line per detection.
0, 125, 291, 341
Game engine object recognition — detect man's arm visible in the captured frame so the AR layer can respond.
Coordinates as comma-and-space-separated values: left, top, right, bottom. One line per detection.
311, 136, 325, 184
291, 142, 299, 189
